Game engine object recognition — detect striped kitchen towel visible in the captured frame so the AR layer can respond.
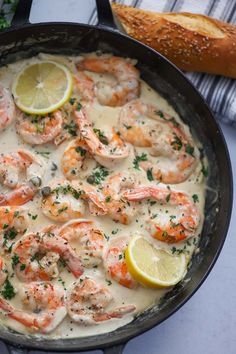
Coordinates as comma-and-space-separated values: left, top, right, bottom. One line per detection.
88, 0, 236, 126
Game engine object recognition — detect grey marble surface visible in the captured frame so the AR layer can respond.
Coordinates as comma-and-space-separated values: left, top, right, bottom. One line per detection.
1, 1, 236, 353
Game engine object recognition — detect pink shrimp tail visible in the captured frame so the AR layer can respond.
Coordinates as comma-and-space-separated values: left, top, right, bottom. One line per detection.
0, 183, 35, 206
94, 304, 136, 322
0, 297, 13, 313
123, 187, 156, 201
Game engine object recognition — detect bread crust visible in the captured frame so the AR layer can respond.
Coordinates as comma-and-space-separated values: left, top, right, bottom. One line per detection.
112, 3, 236, 78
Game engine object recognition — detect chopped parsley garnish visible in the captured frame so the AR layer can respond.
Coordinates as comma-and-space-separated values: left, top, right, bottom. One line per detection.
201, 163, 208, 177
124, 124, 132, 129
77, 102, 82, 111
52, 184, 83, 200
171, 134, 183, 151
185, 144, 194, 156
31, 116, 45, 134
7, 242, 14, 253
105, 196, 111, 203
58, 206, 68, 214
3, 228, 18, 246
28, 212, 38, 220
36, 151, 50, 159
87, 166, 109, 185
192, 194, 199, 203
162, 231, 169, 238
146, 168, 154, 181
133, 153, 148, 170
104, 234, 110, 241
59, 258, 67, 267
171, 247, 187, 255
69, 97, 76, 105
155, 110, 164, 118
12, 254, 19, 266
169, 117, 180, 127
155, 110, 180, 127
93, 128, 109, 145
75, 146, 86, 156
64, 121, 77, 137
166, 193, 171, 203
20, 264, 26, 271
105, 279, 112, 286
1, 279, 16, 300
30, 255, 37, 262
58, 277, 66, 289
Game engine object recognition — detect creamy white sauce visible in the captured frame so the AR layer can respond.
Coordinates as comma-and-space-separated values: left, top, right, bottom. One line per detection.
0, 54, 206, 338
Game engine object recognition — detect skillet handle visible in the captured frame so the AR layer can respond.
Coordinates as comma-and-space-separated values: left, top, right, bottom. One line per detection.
10, 0, 120, 31
96, 0, 117, 29
11, 0, 32, 27
6, 344, 28, 354
103, 343, 126, 354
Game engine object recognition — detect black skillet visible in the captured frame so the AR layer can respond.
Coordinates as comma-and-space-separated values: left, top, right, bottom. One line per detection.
1, 0, 233, 353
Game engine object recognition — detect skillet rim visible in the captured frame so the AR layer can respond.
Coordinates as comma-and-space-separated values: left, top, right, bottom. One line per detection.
0, 21, 233, 352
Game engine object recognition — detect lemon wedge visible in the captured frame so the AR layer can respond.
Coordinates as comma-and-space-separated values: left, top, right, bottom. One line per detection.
12, 61, 73, 115
125, 236, 187, 288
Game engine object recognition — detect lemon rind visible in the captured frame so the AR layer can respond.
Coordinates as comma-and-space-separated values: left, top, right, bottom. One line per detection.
12, 60, 73, 115
125, 236, 187, 288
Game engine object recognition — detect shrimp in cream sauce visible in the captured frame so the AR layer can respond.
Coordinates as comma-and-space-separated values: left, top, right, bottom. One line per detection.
0, 52, 207, 339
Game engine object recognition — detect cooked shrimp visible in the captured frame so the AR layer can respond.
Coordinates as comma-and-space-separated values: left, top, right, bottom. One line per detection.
123, 186, 200, 243
0, 206, 29, 250
75, 107, 129, 168
0, 282, 66, 333
0, 149, 45, 206
102, 173, 138, 225
119, 100, 198, 184
74, 72, 95, 102
0, 85, 15, 131
0, 258, 7, 286
66, 277, 136, 324
0, 149, 44, 189
103, 237, 137, 289
53, 102, 78, 146
12, 229, 84, 282
61, 138, 90, 180
16, 110, 63, 145
58, 219, 106, 267
0, 206, 29, 233
41, 179, 86, 223
78, 55, 140, 106
54, 73, 94, 146
0, 184, 38, 207
41, 179, 106, 223
72, 181, 108, 217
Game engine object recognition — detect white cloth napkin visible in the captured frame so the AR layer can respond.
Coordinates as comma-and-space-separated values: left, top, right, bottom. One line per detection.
87, 0, 236, 126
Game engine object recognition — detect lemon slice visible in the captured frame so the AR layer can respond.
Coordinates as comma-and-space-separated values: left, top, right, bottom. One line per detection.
12, 61, 73, 115
125, 236, 187, 288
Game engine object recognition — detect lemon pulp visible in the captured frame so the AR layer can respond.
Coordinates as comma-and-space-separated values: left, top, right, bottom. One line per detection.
12, 61, 73, 115
125, 236, 187, 288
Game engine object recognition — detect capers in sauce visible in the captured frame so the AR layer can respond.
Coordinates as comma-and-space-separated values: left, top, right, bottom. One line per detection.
41, 186, 52, 197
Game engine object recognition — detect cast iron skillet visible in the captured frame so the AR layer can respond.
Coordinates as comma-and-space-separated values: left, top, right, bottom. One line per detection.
1, 0, 233, 353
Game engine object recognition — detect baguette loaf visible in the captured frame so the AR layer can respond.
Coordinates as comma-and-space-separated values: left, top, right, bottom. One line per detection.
112, 3, 236, 78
